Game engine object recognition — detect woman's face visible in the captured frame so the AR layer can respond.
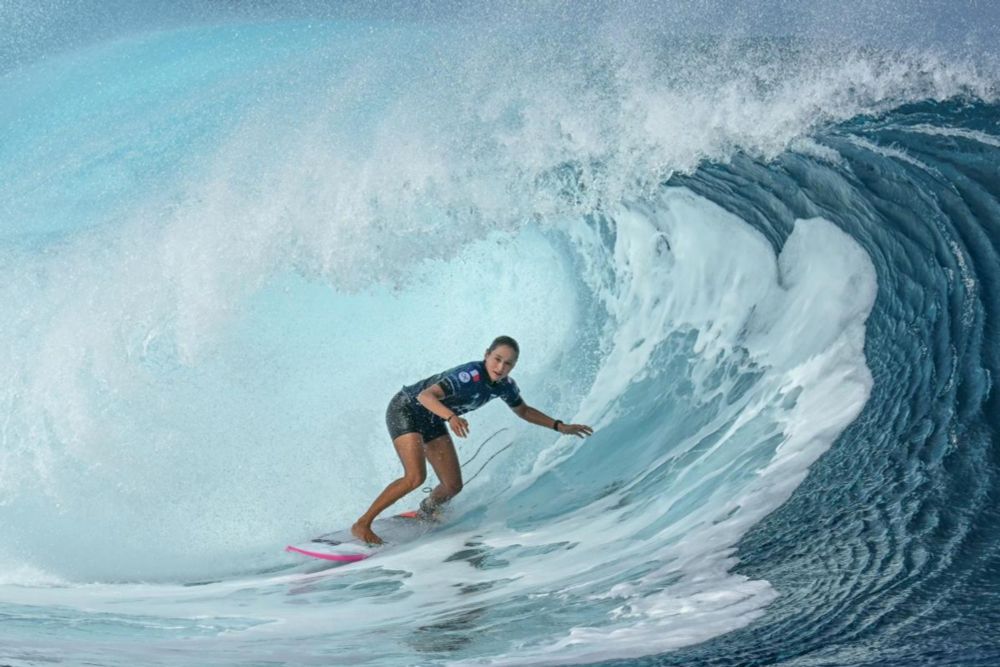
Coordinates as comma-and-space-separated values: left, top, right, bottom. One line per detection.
484, 345, 518, 382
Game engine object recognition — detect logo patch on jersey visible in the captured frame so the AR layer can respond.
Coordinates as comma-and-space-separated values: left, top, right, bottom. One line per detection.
458, 371, 471, 383
471, 369, 481, 382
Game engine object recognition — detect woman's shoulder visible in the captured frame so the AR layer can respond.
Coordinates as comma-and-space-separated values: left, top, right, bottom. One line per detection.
436, 360, 485, 384
441, 359, 482, 373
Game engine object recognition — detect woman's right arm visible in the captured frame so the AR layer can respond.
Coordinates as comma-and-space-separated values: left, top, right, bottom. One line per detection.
418, 384, 469, 437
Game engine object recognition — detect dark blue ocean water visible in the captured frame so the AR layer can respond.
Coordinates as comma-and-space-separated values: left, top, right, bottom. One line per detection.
640, 102, 1000, 666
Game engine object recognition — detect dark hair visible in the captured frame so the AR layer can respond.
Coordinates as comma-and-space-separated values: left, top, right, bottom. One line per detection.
487, 335, 520, 356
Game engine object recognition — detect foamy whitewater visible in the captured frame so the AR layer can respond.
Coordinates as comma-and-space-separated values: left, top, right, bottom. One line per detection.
2, 2, 999, 666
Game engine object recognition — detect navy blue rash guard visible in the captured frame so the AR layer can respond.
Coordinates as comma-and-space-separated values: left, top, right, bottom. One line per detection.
401, 360, 524, 417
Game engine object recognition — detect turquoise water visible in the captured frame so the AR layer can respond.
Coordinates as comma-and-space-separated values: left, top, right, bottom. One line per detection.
2, 3, 999, 665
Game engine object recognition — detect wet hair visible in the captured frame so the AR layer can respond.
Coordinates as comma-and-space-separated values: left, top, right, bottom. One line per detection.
487, 335, 520, 357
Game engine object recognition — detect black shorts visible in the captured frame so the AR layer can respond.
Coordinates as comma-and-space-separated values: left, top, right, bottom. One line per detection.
385, 390, 448, 442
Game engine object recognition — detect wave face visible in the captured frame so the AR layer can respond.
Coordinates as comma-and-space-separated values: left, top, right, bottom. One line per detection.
1, 4, 999, 666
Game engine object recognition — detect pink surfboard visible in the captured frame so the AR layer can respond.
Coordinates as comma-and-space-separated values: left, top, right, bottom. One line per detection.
285, 510, 434, 563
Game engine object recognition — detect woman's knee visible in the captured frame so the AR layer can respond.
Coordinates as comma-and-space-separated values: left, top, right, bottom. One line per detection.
401, 472, 426, 491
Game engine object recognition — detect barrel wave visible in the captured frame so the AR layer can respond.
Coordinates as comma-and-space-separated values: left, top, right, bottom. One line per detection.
1, 4, 998, 666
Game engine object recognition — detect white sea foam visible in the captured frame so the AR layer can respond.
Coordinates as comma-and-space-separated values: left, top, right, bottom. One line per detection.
901, 123, 1000, 148
846, 136, 944, 176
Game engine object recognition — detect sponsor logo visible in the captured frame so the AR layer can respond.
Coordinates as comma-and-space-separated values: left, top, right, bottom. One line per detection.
471, 369, 481, 382
459, 371, 471, 383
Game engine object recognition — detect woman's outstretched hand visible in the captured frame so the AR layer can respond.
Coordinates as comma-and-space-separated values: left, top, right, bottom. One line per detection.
558, 423, 593, 438
447, 415, 470, 438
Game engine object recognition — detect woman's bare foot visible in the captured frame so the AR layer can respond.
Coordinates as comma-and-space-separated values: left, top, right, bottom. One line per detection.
351, 521, 383, 545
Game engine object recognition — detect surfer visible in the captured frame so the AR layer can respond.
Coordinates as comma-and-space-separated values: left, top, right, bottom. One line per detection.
351, 336, 593, 545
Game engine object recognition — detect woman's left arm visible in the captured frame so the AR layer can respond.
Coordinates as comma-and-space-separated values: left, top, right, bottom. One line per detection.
513, 403, 593, 438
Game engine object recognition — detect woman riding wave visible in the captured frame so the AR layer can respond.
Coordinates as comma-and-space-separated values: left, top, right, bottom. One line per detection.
352, 336, 593, 544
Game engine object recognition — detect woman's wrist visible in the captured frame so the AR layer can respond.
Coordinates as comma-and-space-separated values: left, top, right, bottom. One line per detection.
445, 413, 456, 422
553, 419, 563, 432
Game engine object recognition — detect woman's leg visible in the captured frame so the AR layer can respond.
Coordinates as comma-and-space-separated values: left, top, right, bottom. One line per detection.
351, 433, 426, 544
422, 433, 464, 513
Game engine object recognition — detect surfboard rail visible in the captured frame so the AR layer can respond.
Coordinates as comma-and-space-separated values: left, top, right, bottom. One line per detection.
284, 545, 370, 562
285, 509, 435, 562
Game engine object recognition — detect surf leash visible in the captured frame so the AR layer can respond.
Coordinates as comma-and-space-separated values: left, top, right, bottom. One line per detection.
421, 427, 511, 493
462, 434, 515, 486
